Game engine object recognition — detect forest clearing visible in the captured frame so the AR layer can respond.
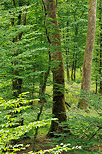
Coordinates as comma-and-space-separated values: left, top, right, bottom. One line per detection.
0, 0, 102, 153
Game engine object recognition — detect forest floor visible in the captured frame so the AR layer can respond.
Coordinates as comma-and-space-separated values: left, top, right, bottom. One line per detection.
15, 80, 102, 153
15, 131, 102, 154
16, 135, 54, 154
1, 79, 102, 154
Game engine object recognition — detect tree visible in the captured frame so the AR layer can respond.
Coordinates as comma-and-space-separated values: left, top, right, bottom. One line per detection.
57, 0, 88, 82
78, 0, 97, 108
11, 0, 28, 97
92, 0, 102, 94
42, 0, 70, 136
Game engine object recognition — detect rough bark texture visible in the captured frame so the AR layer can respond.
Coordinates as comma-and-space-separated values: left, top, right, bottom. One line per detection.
43, 0, 68, 136
78, 0, 97, 108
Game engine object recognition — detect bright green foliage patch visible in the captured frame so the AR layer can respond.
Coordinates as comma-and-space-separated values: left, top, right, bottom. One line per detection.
0, 93, 56, 153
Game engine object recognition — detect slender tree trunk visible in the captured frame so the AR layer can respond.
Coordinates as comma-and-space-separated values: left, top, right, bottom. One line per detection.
71, 54, 74, 81
42, 0, 69, 137
39, 51, 51, 104
11, 0, 18, 97
95, 76, 98, 94
74, 53, 77, 81
66, 2, 70, 82
73, 14, 78, 81
66, 19, 70, 82
12, 0, 28, 97
63, 19, 70, 82
95, 51, 99, 94
78, 0, 97, 109
66, 50, 70, 82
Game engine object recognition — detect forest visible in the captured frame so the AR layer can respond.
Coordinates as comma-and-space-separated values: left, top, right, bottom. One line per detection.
0, 0, 102, 153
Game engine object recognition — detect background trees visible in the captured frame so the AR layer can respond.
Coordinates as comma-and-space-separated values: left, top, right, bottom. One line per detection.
0, 0, 102, 153
0, 0, 88, 98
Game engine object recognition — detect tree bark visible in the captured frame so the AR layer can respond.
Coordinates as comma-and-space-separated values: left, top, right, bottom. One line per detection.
42, 0, 69, 136
78, 0, 97, 109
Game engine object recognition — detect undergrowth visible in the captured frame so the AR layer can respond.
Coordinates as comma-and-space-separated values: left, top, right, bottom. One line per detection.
0, 83, 102, 153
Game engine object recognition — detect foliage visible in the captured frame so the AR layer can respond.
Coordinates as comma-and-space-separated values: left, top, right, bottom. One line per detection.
0, 0, 102, 153
0, 86, 102, 153
0, 92, 56, 153
28, 143, 81, 154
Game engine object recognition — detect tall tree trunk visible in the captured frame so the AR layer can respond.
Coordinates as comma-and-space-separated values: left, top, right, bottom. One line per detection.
95, 51, 99, 94
73, 14, 78, 81
95, 76, 98, 94
66, 20, 70, 82
39, 51, 51, 104
11, 0, 18, 97
12, 0, 22, 97
66, 50, 70, 82
66, 2, 70, 82
71, 54, 74, 81
12, 0, 28, 97
78, 0, 97, 109
42, 0, 69, 137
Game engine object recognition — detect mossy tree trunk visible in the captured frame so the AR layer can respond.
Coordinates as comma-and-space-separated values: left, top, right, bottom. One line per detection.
78, 0, 97, 109
42, 0, 69, 136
